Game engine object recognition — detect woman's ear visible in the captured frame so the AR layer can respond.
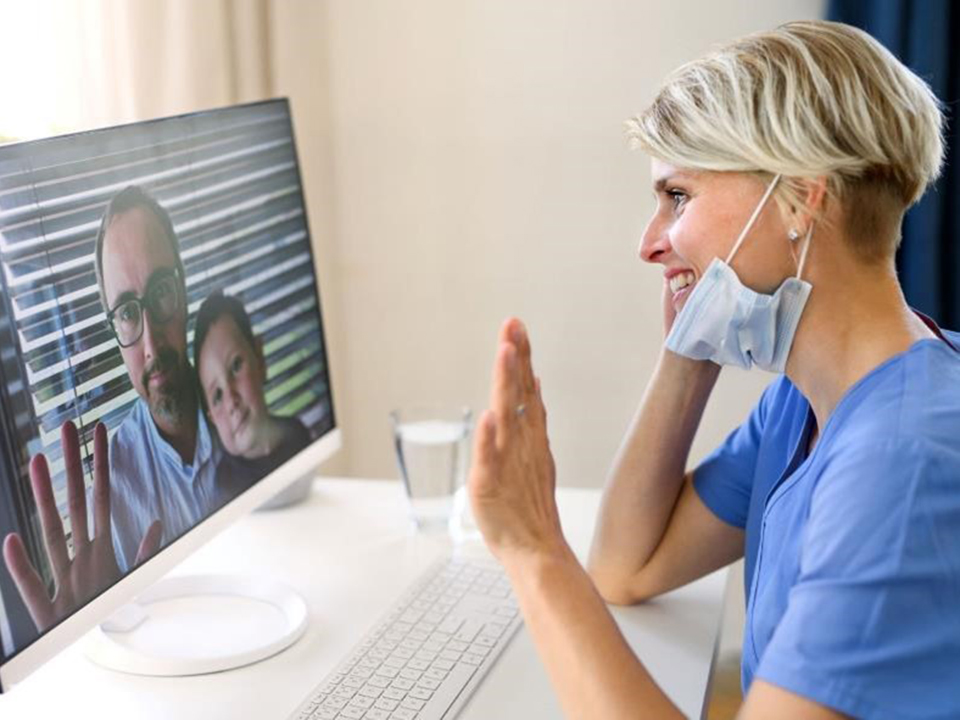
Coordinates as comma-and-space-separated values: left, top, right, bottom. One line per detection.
796, 176, 828, 233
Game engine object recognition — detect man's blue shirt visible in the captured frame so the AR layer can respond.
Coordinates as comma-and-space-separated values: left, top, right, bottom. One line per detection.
694, 333, 960, 719
108, 397, 223, 573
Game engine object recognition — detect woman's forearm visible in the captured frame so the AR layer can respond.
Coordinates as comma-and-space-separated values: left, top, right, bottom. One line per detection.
588, 350, 719, 600
503, 544, 684, 720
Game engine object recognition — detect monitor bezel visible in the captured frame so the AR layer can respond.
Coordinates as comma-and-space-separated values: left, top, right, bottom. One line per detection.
0, 99, 340, 691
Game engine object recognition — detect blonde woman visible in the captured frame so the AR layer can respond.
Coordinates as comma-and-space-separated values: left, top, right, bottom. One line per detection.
468, 21, 960, 719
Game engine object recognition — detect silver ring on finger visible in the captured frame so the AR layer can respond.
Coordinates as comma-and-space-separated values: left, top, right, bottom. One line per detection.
515, 403, 526, 418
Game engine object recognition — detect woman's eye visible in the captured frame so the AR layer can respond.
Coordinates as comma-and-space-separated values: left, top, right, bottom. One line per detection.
668, 189, 687, 210
231, 356, 243, 374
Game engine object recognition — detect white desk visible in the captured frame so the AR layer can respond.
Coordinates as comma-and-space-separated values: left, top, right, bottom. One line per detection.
0, 478, 727, 719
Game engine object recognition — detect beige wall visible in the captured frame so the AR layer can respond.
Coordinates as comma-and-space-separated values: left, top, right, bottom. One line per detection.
294, 0, 825, 484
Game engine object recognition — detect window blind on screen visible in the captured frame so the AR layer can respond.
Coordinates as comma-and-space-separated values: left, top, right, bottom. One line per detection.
0, 101, 332, 541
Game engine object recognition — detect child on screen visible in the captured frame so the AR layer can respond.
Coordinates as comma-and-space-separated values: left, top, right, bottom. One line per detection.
193, 290, 310, 501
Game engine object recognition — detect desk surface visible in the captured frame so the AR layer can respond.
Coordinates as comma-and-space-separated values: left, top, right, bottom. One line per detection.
0, 478, 727, 719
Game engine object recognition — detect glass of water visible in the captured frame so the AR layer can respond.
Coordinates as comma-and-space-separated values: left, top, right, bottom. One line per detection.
390, 406, 472, 533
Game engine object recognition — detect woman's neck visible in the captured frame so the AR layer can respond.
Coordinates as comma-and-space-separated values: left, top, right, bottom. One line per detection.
785, 258, 935, 435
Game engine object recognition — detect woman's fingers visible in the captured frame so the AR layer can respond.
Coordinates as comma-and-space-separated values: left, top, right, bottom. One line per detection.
93, 422, 111, 539
491, 342, 523, 447
62, 421, 89, 551
470, 411, 499, 492
510, 320, 538, 401
28, 453, 70, 583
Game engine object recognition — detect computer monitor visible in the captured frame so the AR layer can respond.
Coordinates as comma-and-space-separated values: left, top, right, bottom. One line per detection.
0, 99, 340, 690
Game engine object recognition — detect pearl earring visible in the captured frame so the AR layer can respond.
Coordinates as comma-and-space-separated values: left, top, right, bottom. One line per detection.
788, 228, 801, 242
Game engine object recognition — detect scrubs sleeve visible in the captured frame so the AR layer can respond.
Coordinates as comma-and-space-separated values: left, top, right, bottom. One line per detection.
692, 379, 780, 529
755, 440, 960, 719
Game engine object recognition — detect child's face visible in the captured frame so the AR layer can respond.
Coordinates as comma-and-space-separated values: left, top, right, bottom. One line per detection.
199, 314, 269, 458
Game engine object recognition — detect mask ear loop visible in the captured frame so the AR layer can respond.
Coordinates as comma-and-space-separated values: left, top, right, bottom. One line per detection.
724, 174, 782, 265
795, 222, 814, 279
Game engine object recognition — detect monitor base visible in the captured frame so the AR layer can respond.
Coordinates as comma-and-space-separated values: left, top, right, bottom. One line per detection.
83, 574, 308, 676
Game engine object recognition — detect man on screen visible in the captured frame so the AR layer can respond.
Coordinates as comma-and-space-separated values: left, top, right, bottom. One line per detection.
3, 186, 224, 632
92, 186, 223, 573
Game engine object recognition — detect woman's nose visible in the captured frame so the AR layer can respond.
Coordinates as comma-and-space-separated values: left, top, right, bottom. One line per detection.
638, 217, 671, 264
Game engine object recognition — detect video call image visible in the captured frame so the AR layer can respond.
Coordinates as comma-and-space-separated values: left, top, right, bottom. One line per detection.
0, 101, 334, 659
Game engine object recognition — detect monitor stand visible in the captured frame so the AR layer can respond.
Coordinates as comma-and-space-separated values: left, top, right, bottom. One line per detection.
82, 574, 308, 676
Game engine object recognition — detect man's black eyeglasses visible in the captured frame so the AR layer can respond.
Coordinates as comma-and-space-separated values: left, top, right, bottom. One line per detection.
106, 267, 183, 349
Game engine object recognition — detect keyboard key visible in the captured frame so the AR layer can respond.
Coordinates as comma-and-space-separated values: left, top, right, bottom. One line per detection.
375, 697, 399, 712
431, 659, 455, 671
314, 709, 338, 720
469, 643, 491, 656
424, 668, 447, 681
454, 620, 483, 643
399, 668, 421, 681
447, 640, 468, 652
417, 677, 441, 691
364, 710, 391, 720
349, 696, 376, 710
374, 666, 399, 679
409, 687, 433, 701
437, 617, 462, 634
461, 653, 483, 666
322, 696, 349, 710
390, 710, 416, 720
382, 688, 405, 701
368, 675, 392, 688
407, 659, 430, 671
474, 635, 497, 648
400, 697, 426, 711
483, 622, 506, 637
339, 707, 365, 719
358, 685, 383, 699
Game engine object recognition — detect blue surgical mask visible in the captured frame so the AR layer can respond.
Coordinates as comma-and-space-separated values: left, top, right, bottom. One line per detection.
664, 174, 813, 374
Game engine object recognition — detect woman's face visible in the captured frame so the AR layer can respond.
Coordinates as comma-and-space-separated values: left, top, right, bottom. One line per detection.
639, 159, 799, 315
198, 314, 269, 458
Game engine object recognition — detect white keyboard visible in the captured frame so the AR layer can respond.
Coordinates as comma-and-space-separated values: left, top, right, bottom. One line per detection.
289, 555, 522, 720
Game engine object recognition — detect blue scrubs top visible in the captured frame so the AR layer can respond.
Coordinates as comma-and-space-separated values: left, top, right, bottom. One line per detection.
694, 327, 960, 719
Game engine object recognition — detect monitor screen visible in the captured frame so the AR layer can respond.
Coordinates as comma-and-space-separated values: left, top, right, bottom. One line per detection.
0, 99, 336, 682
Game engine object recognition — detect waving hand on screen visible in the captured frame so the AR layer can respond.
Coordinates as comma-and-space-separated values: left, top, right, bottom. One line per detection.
2, 421, 162, 633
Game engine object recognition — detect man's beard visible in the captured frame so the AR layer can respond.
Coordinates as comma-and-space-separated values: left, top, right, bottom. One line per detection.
142, 347, 193, 427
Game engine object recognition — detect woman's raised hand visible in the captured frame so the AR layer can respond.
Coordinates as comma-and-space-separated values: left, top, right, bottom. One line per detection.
468, 319, 568, 565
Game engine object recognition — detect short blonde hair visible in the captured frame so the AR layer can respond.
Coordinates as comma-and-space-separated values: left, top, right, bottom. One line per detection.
627, 20, 945, 261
